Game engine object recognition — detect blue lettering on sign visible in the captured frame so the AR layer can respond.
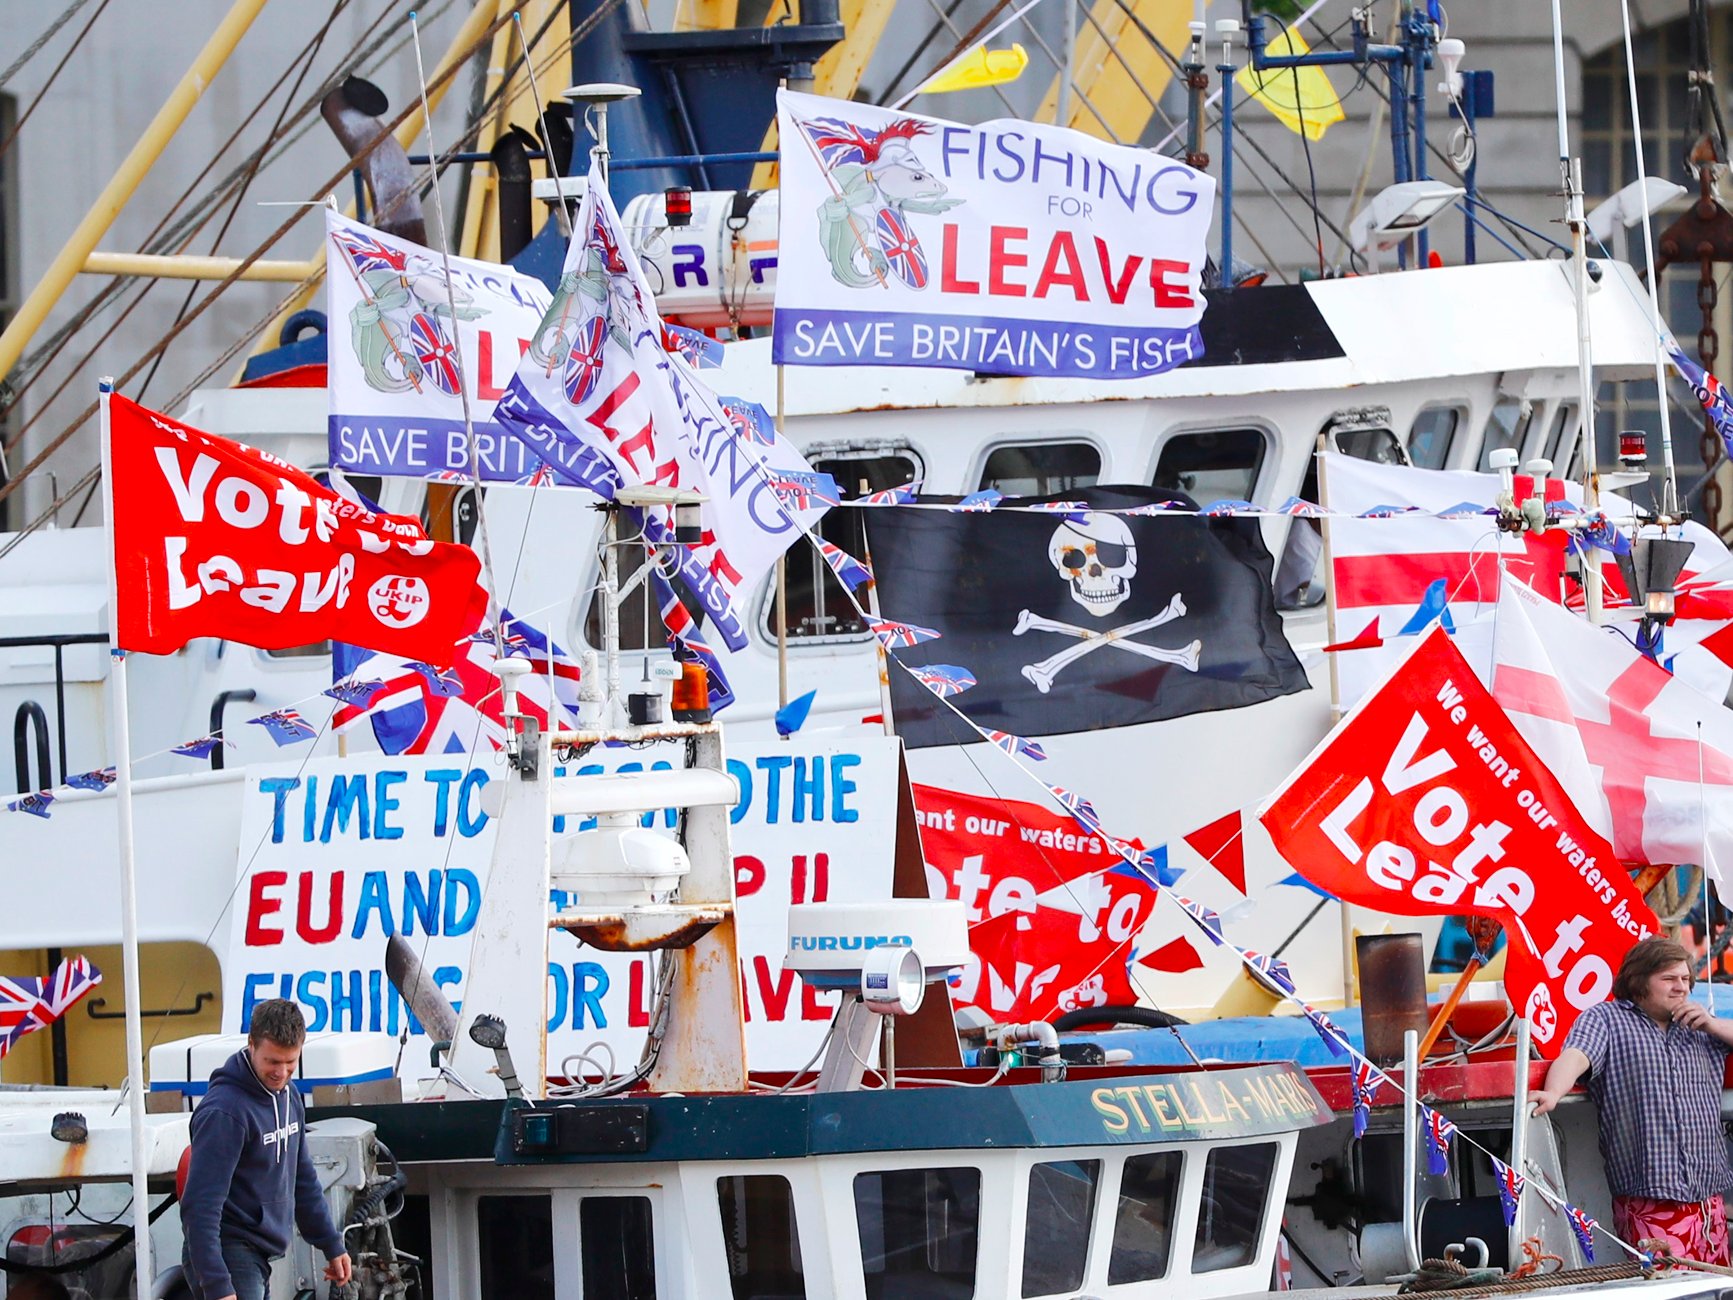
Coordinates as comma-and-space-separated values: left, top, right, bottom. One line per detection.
262, 777, 301, 844
457, 769, 489, 837
425, 769, 462, 836
445, 868, 481, 935
672, 243, 709, 288
727, 758, 752, 824
321, 774, 371, 843
830, 754, 861, 824
749, 253, 777, 284
791, 934, 914, 951
373, 770, 407, 840
746, 753, 863, 825
547, 962, 612, 1030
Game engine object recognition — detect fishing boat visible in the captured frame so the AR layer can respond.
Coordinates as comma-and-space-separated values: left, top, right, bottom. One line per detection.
0, 0, 1728, 1295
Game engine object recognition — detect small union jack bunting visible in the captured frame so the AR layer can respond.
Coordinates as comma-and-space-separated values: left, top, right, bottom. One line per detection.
1300, 1003, 1352, 1059
1240, 949, 1295, 995
471, 625, 530, 651
984, 729, 1047, 762
1201, 499, 1257, 516
859, 483, 919, 506
324, 678, 385, 709
816, 539, 873, 591
248, 709, 318, 746
1438, 501, 1496, 520
5, 791, 53, 818
864, 616, 941, 649
1024, 500, 1089, 514
1123, 501, 1191, 515
1351, 1059, 1384, 1137
1421, 1105, 1455, 1176
1567, 1204, 1596, 1261
661, 323, 724, 369
1046, 784, 1103, 835
1, 954, 102, 1057
1357, 503, 1417, 519
909, 664, 976, 698
64, 768, 118, 793
405, 662, 464, 698
1277, 496, 1328, 517
1492, 1156, 1525, 1227
171, 735, 227, 760
954, 489, 1002, 512
515, 463, 556, 487
1175, 894, 1225, 945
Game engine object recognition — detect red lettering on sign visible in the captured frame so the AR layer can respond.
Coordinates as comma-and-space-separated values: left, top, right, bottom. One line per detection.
1033, 231, 1088, 301
734, 854, 765, 898
246, 870, 288, 946
627, 959, 650, 1029
295, 871, 344, 944
1093, 238, 1144, 306
476, 332, 530, 402
989, 227, 1029, 297
1149, 259, 1194, 309
940, 224, 980, 294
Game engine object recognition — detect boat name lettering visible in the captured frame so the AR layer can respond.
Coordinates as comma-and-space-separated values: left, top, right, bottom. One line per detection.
1089, 1070, 1320, 1136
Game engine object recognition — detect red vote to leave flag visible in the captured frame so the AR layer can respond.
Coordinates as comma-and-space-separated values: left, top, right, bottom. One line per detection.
108, 394, 480, 662
1260, 627, 1657, 1053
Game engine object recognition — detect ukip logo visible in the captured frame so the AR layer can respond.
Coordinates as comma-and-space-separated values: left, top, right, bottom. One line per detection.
792, 114, 964, 290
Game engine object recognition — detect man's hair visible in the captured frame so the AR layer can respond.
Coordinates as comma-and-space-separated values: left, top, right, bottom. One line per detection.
249, 998, 307, 1049
8, 1275, 72, 1300
1613, 936, 1694, 1002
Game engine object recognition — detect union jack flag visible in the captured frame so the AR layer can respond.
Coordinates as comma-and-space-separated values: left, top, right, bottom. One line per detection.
5, 791, 53, 818
1669, 340, 1733, 461
662, 324, 723, 369
865, 616, 940, 649
1124, 501, 1191, 515
984, 729, 1047, 762
1240, 949, 1295, 994
860, 483, 918, 506
817, 539, 873, 591
1025, 501, 1089, 514
585, 206, 629, 275
324, 678, 385, 709
1567, 1204, 1596, 1260
471, 625, 530, 652
1438, 501, 1496, 520
1571, 511, 1631, 558
409, 312, 462, 396
1351, 1059, 1383, 1137
875, 207, 929, 289
405, 662, 465, 698
1, 955, 101, 1057
1301, 1003, 1352, 1058
64, 768, 117, 793
333, 227, 408, 275
515, 462, 556, 487
563, 315, 609, 407
249, 709, 317, 746
719, 397, 776, 447
1047, 784, 1103, 834
332, 591, 583, 755
650, 566, 736, 713
1492, 1156, 1525, 1227
1201, 499, 1257, 516
1422, 1106, 1455, 1176
793, 114, 931, 169
954, 489, 1002, 512
909, 663, 976, 698
768, 471, 841, 512
1278, 496, 1328, 517
1175, 894, 1225, 945
171, 735, 227, 760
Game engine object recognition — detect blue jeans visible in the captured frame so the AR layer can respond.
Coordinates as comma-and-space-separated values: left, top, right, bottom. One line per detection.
183, 1239, 272, 1300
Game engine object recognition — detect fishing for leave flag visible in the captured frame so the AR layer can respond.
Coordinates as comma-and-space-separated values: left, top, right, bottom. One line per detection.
493, 161, 831, 653
326, 213, 554, 482
864, 486, 1307, 747
773, 89, 1215, 379
109, 395, 480, 661
1260, 627, 1658, 1052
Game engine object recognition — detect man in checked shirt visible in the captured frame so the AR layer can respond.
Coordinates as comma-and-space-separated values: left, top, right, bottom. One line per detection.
1533, 936, 1733, 1264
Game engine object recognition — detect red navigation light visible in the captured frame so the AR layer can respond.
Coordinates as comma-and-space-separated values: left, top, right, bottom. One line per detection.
664, 186, 693, 228
1619, 430, 1647, 465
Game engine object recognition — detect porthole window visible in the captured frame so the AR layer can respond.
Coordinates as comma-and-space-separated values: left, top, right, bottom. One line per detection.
979, 442, 1101, 495
1153, 429, 1265, 504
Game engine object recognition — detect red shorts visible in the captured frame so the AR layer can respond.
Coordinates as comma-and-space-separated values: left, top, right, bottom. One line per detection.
1612, 1193, 1730, 1266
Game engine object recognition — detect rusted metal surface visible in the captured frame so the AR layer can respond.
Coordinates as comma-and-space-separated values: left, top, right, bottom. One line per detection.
554, 905, 726, 952
1356, 933, 1430, 1066
319, 76, 426, 243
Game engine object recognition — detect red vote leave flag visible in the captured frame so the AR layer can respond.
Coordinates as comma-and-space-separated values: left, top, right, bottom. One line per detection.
108, 394, 480, 661
1260, 627, 1657, 1053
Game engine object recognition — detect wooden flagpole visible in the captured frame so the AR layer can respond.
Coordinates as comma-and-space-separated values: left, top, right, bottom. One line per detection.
99, 379, 154, 1300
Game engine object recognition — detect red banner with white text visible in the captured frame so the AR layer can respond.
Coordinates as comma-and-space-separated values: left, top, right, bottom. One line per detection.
1260, 628, 1656, 1052
109, 394, 480, 661
914, 784, 1160, 1022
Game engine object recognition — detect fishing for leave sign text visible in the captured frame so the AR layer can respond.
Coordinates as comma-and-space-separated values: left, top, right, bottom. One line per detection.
1260, 628, 1656, 1051
773, 89, 1215, 380
223, 739, 899, 1075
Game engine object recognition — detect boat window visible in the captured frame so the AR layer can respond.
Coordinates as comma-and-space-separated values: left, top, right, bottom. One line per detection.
853, 1166, 981, 1300
1192, 1142, 1280, 1273
1109, 1150, 1182, 1284
767, 451, 920, 643
1478, 398, 1532, 471
718, 1174, 806, 1300
978, 442, 1101, 495
1022, 1159, 1100, 1297
477, 1194, 553, 1300
580, 1195, 657, 1300
1332, 427, 1405, 464
1153, 429, 1265, 504
1407, 406, 1460, 470
1543, 402, 1580, 467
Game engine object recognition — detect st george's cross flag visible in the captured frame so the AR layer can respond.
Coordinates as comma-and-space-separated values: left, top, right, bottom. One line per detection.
108, 395, 479, 662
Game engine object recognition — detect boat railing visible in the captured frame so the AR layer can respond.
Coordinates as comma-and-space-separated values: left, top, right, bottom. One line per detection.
1, 630, 108, 792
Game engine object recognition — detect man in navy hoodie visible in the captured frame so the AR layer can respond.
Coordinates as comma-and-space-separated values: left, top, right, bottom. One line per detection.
181, 1000, 353, 1300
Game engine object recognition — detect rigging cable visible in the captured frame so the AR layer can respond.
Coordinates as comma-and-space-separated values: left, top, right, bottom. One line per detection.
0, 0, 95, 90
0, 0, 110, 165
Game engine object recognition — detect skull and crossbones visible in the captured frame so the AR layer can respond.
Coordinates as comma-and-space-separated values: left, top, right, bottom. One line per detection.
1016, 513, 1203, 693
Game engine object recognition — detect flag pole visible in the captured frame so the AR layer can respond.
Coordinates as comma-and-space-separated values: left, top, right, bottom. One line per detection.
775, 362, 790, 713
99, 378, 155, 1300
1315, 436, 1355, 1006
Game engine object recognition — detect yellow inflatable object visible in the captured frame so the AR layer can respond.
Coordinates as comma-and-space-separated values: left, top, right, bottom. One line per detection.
1235, 29, 1345, 142
919, 43, 1028, 94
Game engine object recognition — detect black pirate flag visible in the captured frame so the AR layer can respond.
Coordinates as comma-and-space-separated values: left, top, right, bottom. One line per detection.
862, 486, 1308, 747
